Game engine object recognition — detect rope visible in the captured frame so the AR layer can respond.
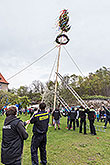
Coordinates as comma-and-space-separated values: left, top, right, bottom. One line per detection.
7, 46, 57, 81
63, 46, 85, 77
48, 54, 57, 81
63, 46, 96, 95
42, 54, 57, 102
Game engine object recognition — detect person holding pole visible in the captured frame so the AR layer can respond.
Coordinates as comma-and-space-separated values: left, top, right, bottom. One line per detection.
102, 104, 110, 129
52, 108, 61, 130
68, 107, 76, 131
76, 107, 79, 127
87, 106, 96, 135
30, 102, 49, 165
79, 106, 87, 134
1, 106, 28, 165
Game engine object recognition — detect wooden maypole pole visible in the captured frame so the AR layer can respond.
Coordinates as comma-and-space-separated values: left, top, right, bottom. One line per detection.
53, 9, 71, 111
53, 45, 61, 110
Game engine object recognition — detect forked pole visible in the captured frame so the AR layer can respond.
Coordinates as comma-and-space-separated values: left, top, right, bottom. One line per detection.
53, 9, 71, 111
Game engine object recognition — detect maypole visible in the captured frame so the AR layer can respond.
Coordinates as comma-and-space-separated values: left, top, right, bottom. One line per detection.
53, 9, 71, 110
53, 45, 61, 110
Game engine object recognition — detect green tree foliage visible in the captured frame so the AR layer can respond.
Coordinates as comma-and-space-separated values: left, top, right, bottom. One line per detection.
43, 80, 55, 107
1, 66, 110, 109
15, 82, 43, 103
19, 96, 31, 109
0, 90, 19, 108
46, 67, 110, 106
17, 86, 28, 97
74, 66, 110, 97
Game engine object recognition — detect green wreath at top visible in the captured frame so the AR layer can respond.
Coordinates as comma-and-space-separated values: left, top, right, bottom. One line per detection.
55, 34, 70, 45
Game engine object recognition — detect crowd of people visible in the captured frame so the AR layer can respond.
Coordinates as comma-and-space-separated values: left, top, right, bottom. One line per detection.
0, 107, 36, 117
52, 105, 96, 135
1, 102, 110, 165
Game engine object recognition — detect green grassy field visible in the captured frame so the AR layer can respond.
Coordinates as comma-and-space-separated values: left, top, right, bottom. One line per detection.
0, 115, 110, 165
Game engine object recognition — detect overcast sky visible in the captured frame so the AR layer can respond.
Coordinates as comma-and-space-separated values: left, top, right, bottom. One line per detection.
0, 0, 110, 89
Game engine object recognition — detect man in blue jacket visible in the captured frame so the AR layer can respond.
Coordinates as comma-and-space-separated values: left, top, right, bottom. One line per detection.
1, 106, 28, 165
30, 102, 49, 165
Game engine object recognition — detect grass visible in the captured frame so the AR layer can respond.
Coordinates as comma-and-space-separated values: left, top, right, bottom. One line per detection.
0, 115, 110, 165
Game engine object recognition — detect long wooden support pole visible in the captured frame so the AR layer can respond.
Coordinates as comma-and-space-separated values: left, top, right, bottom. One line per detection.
53, 45, 61, 110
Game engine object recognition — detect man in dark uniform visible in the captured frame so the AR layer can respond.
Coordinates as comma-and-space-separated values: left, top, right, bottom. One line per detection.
102, 104, 110, 129
30, 102, 49, 165
99, 109, 105, 122
52, 108, 61, 130
76, 107, 79, 127
66, 110, 70, 129
68, 107, 76, 131
79, 106, 87, 134
87, 106, 96, 135
1, 106, 28, 165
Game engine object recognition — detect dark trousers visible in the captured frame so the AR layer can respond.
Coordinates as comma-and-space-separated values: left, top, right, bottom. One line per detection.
31, 134, 47, 165
79, 118, 86, 134
67, 117, 70, 128
69, 119, 75, 130
5, 159, 21, 165
104, 117, 110, 127
97, 118, 99, 122
89, 119, 96, 135
76, 119, 79, 127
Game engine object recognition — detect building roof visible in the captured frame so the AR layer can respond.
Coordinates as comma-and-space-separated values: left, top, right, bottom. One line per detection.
0, 73, 9, 84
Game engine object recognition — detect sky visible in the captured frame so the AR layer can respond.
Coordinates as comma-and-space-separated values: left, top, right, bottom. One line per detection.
0, 0, 110, 89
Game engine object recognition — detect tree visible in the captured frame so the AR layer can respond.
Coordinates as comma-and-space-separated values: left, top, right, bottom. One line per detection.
31, 80, 44, 94
0, 90, 19, 108
17, 86, 28, 97
19, 96, 31, 109
43, 80, 55, 107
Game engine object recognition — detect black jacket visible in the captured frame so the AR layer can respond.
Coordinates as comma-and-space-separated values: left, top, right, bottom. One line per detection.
87, 109, 95, 120
79, 108, 87, 119
69, 109, 76, 120
103, 106, 110, 118
1, 115, 28, 164
30, 111, 49, 134
53, 109, 61, 120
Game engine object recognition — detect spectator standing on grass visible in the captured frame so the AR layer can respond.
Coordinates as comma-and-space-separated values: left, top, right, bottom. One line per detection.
66, 110, 70, 129
96, 109, 100, 122
87, 106, 96, 135
1, 106, 29, 165
102, 104, 110, 129
52, 108, 61, 130
68, 107, 76, 131
79, 106, 87, 135
30, 102, 49, 165
0, 108, 2, 115
30, 108, 34, 117
99, 109, 105, 122
76, 107, 79, 127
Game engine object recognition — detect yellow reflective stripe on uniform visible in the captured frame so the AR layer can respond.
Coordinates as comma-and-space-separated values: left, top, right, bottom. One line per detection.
34, 112, 48, 117
79, 109, 85, 111
90, 109, 95, 111
39, 115, 48, 121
